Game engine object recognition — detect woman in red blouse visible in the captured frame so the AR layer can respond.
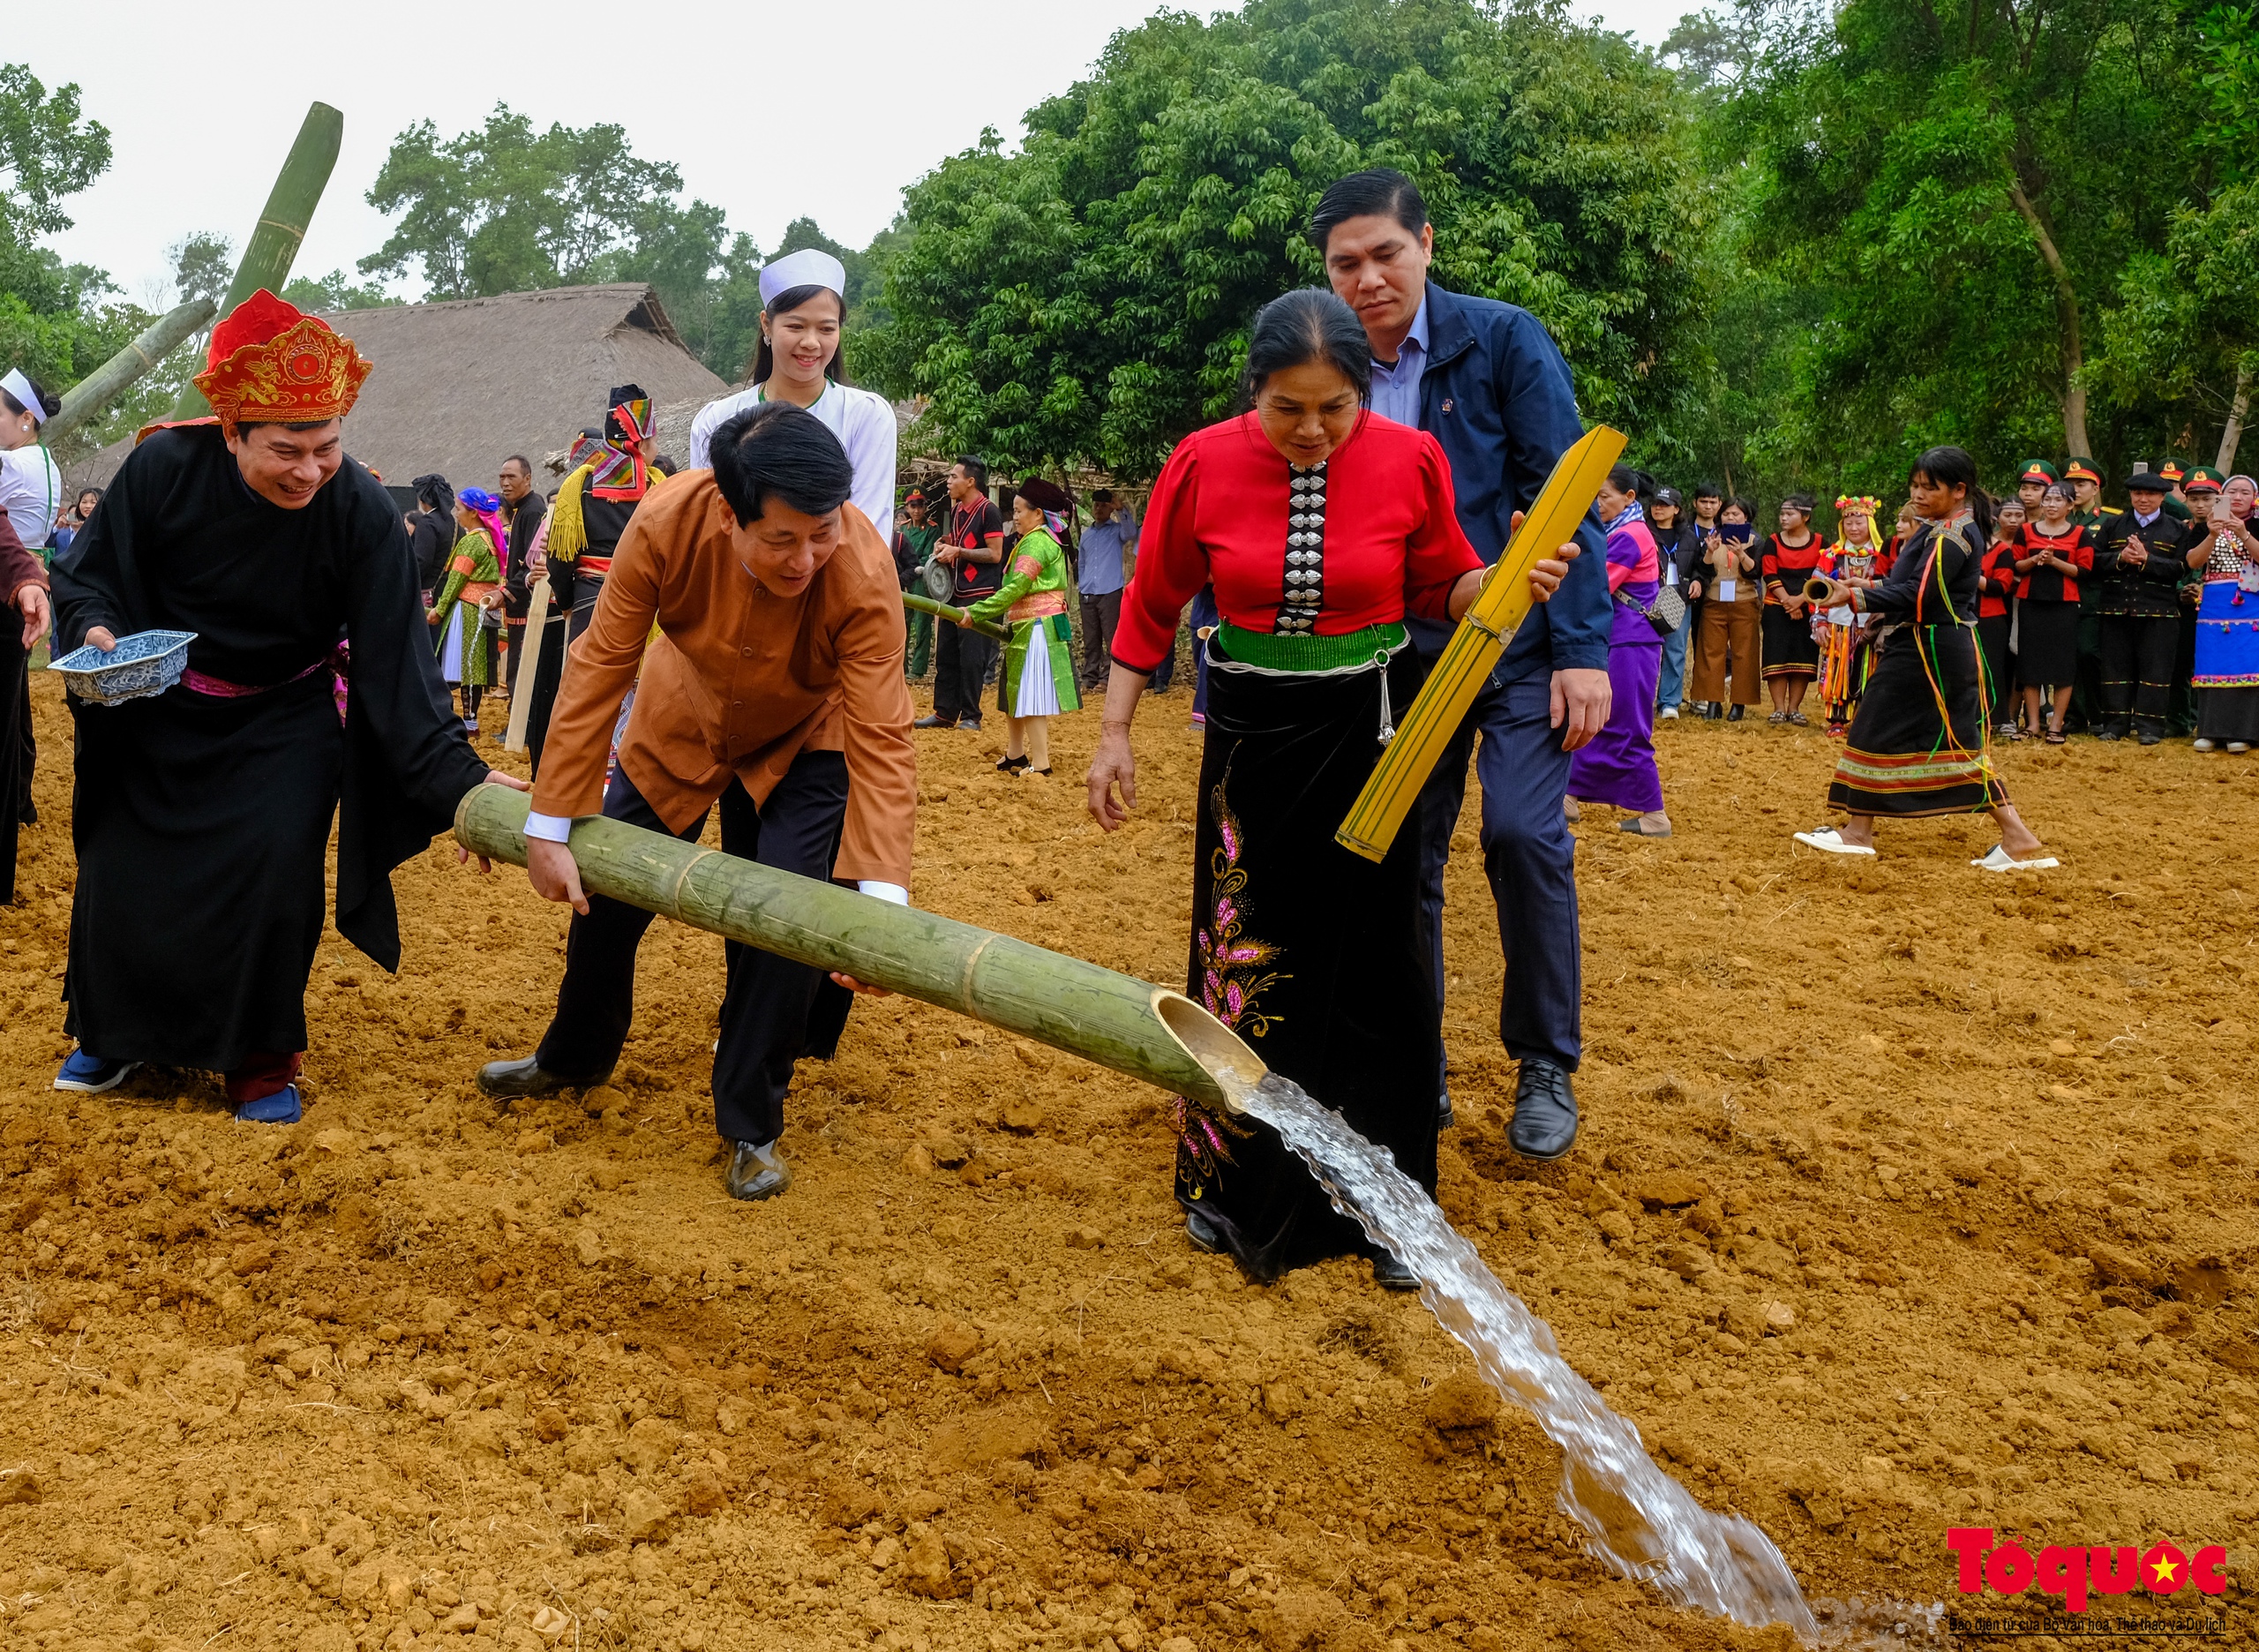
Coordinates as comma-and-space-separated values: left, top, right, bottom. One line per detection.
1759, 494, 1824, 723
1085, 289, 1571, 1288
2008, 483, 2095, 744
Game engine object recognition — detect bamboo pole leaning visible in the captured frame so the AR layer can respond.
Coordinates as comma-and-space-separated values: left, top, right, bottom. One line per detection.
169, 101, 345, 421
42, 297, 217, 450
454, 786, 1257, 1113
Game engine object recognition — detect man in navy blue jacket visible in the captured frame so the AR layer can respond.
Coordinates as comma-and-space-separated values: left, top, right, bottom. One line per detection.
1316, 169, 1612, 1161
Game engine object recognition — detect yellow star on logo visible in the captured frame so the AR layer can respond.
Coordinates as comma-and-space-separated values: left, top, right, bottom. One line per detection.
2151, 1555, 2181, 1586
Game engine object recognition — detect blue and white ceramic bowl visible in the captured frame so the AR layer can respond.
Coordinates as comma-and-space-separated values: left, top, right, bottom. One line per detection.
51, 629, 198, 706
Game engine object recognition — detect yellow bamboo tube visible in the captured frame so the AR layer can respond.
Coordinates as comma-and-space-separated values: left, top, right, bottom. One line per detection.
1333, 425, 1628, 863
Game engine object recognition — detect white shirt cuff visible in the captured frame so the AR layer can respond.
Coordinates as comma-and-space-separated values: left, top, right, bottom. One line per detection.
856, 881, 909, 906
523, 811, 574, 844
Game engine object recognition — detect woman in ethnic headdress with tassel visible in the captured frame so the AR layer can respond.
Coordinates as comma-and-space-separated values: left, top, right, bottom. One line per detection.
430, 486, 509, 733
1086, 289, 1574, 1288
1794, 447, 2053, 871
49, 290, 523, 1121
968, 477, 1082, 775
522, 387, 666, 774
1812, 494, 1884, 735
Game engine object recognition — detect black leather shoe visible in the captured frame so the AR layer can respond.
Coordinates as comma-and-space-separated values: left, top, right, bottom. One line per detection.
2095, 726, 2122, 741
2136, 727, 2162, 747
726, 1139, 792, 1201
477, 1055, 610, 1099
961, 717, 983, 732
1725, 704, 1745, 723
1507, 1060, 1579, 1160
912, 713, 958, 730
1184, 1205, 1225, 1254
1699, 702, 1722, 720
1437, 1091, 1455, 1130
995, 754, 1030, 772
1372, 1251, 1420, 1291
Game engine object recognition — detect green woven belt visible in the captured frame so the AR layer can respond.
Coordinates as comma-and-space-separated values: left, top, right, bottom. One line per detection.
1212, 620, 1407, 672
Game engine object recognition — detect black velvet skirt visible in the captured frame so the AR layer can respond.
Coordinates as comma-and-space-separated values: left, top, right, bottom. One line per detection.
1172, 650, 1441, 1280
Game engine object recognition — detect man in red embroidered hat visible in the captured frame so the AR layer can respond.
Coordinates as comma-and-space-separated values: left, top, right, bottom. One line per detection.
49, 290, 526, 1123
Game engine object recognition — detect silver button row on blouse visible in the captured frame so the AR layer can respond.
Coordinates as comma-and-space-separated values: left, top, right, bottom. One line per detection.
1275, 462, 1329, 635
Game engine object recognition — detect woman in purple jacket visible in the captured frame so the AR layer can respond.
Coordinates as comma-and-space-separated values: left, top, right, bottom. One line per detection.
1566, 466, 1670, 837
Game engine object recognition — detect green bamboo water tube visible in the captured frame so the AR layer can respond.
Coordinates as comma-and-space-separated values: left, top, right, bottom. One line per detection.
454, 786, 1259, 1113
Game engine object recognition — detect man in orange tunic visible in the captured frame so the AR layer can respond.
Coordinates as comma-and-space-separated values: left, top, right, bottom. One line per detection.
478, 404, 915, 1201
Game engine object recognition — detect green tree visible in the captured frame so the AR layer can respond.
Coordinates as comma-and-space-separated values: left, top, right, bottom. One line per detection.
1717, 0, 2205, 484
0, 64, 165, 460
868, 0, 1711, 478
277, 268, 399, 313
2085, 0, 2257, 469
359, 106, 727, 306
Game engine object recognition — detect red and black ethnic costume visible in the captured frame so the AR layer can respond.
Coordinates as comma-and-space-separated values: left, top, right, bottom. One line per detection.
1114, 410, 1480, 1280
49, 292, 489, 1100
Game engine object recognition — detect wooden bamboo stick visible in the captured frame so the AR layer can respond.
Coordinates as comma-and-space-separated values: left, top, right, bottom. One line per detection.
170, 102, 344, 420
454, 786, 1257, 1112
44, 298, 217, 448
903, 589, 1010, 642
503, 576, 553, 753
1333, 425, 1627, 863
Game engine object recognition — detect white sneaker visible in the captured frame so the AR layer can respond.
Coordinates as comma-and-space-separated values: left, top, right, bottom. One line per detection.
1659, 705, 1680, 720
2194, 738, 2217, 752
2230, 742, 2252, 754
1971, 844, 2060, 872
1793, 827, 1876, 856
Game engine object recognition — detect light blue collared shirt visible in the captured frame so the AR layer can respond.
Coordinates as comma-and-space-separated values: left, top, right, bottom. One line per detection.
1368, 294, 1430, 428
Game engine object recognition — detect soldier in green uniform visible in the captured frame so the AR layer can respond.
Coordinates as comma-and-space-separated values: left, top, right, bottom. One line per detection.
2065, 459, 2117, 529
2015, 458, 2059, 514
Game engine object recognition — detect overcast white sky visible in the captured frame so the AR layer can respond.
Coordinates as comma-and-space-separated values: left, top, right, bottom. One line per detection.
34, 0, 1689, 306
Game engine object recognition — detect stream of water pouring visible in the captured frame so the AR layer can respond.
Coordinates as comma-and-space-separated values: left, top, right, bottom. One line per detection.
1233, 1070, 1820, 1641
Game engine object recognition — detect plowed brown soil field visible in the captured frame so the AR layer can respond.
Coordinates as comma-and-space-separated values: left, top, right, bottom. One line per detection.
1, 668, 2254, 1652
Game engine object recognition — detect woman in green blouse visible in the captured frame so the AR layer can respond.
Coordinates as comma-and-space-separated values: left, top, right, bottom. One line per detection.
428, 486, 507, 733
968, 482, 1084, 775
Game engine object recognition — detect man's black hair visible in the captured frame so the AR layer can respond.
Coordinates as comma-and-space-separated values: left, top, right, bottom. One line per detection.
501, 454, 532, 476
1693, 481, 1723, 500
709, 402, 854, 528
1092, 488, 1114, 504
951, 454, 989, 493
1309, 169, 1430, 252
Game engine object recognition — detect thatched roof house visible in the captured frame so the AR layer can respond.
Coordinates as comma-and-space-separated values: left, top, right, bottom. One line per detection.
70, 283, 730, 494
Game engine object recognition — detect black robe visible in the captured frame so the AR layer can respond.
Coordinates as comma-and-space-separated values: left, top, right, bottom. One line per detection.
49, 425, 492, 1071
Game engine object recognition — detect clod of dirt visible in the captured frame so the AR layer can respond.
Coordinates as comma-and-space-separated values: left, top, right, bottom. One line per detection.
920, 1133, 970, 1168
1424, 1371, 1501, 1434
1627, 1171, 1709, 1209
903, 1528, 959, 1598
0, 1466, 41, 1505
926, 1318, 981, 1372
619, 1486, 672, 1543
1001, 1098, 1045, 1133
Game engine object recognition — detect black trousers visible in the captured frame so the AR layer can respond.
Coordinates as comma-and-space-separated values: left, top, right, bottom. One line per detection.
2098, 613, 2179, 731
0, 627, 24, 903
521, 603, 574, 779
933, 621, 994, 725
1977, 614, 2012, 722
535, 754, 854, 1146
